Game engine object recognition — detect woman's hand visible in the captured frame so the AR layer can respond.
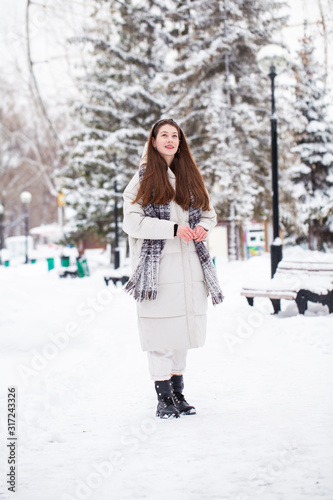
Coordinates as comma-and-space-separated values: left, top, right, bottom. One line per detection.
177, 225, 194, 242
193, 225, 207, 242
176, 225, 207, 242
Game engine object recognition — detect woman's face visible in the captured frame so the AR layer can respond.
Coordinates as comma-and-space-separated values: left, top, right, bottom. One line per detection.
152, 124, 180, 164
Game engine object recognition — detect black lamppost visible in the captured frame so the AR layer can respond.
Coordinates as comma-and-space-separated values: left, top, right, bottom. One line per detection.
113, 154, 120, 270
20, 191, 32, 264
0, 203, 4, 265
257, 44, 288, 277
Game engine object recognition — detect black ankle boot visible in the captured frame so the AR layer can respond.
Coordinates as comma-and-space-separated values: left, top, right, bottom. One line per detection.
171, 375, 196, 415
155, 380, 180, 419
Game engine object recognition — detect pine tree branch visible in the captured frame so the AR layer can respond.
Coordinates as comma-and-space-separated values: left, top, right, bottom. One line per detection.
68, 36, 158, 70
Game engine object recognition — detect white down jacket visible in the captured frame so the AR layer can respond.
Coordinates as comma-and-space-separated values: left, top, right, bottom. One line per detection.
122, 167, 217, 352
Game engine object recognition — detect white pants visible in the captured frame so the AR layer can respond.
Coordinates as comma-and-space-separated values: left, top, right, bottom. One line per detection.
147, 350, 188, 381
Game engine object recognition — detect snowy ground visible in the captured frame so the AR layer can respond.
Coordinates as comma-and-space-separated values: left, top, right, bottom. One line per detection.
0, 248, 332, 500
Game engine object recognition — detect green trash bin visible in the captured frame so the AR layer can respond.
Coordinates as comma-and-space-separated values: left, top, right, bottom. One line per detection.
81, 258, 90, 277
47, 257, 55, 271
76, 259, 85, 278
4, 260, 10, 267
61, 256, 70, 267
31, 259, 37, 264
76, 257, 90, 278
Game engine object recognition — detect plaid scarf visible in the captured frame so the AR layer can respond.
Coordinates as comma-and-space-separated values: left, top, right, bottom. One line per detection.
124, 166, 224, 305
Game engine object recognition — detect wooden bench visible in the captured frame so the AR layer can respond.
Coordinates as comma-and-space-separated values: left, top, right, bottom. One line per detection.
59, 265, 79, 278
241, 259, 333, 314
104, 266, 130, 286
104, 274, 130, 286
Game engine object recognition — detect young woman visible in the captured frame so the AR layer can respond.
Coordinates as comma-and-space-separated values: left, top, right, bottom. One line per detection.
122, 118, 223, 419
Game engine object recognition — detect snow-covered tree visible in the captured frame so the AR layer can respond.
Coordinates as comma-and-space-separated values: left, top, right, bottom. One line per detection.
289, 28, 333, 250
63, 0, 166, 243
64, 0, 291, 251
158, 0, 288, 221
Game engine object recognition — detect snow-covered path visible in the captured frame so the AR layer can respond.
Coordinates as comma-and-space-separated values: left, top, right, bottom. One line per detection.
0, 251, 332, 500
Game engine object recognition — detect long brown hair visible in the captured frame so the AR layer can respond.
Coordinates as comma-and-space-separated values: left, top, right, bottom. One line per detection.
133, 119, 210, 210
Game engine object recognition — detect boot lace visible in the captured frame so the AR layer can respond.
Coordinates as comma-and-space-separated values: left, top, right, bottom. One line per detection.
173, 392, 186, 403
162, 395, 175, 407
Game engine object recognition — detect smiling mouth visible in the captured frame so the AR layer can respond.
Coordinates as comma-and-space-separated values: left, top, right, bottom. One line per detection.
165, 146, 174, 149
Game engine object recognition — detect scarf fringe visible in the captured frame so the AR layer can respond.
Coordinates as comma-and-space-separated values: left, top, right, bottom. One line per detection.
124, 281, 158, 302
211, 291, 224, 305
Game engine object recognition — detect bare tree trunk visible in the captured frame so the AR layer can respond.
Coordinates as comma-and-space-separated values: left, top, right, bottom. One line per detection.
317, 0, 328, 88
316, 223, 324, 251
308, 221, 314, 250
